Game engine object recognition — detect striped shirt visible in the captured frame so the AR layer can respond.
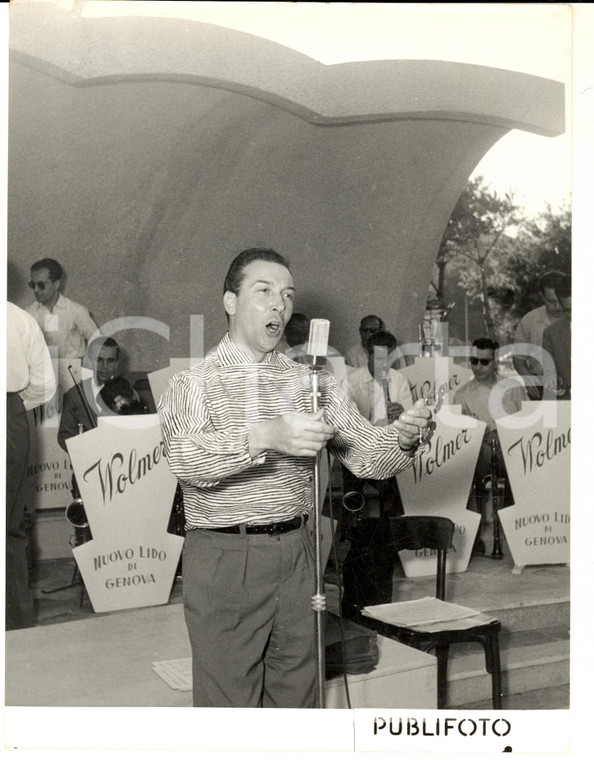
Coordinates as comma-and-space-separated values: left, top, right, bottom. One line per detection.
158, 333, 418, 529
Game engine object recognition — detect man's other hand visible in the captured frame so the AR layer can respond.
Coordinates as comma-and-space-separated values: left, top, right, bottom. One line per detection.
249, 410, 336, 458
392, 399, 432, 452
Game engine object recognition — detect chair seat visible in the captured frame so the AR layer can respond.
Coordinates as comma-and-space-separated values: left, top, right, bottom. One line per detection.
351, 516, 503, 709
362, 612, 501, 646
360, 604, 502, 709
410, 614, 500, 635
362, 599, 498, 634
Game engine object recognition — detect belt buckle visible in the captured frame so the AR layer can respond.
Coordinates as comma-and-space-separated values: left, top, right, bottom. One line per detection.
266, 519, 291, 536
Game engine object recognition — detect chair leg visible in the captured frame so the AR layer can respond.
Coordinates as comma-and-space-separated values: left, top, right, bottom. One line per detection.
482, 632, 503, 709
435, 644, 450, 709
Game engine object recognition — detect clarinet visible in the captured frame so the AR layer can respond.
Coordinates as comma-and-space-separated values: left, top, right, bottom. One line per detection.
490, 437, 504, 560
380, 375, 390, 425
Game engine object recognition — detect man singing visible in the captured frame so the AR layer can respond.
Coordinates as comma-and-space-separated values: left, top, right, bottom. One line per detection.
158, 248, 431, 708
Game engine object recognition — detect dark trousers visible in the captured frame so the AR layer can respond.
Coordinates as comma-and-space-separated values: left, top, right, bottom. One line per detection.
6, 393, 34, 630
182, 524, 316, 707
339, 467, 401, 621
340, 464, 403, 538
341, 514, 396, 622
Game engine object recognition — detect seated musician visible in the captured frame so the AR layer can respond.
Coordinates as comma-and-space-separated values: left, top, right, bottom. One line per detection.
342, 330, 412, 518
99, 375, 184, 537
57, 336, 154, 451
340, 330, 413, 620
454, 338, 527, 549
58, 337, 182, 539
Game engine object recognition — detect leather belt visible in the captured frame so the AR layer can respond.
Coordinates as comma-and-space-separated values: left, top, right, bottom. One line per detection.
204, 513, 308, 536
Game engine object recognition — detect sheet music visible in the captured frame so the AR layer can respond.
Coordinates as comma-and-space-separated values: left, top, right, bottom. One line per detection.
362, 596, 482, 627
152, 658, 193, 691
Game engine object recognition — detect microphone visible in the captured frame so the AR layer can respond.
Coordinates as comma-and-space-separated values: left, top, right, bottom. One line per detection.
307, 318, 330, 368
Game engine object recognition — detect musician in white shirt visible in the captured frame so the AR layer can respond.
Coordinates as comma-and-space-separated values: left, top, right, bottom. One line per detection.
345, 330, 412, 425
26, 258, 98, 359
344, 314, 384, 368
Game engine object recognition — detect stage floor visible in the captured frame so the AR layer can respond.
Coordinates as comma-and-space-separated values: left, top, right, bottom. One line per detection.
8, 534, 569, 710
28, 532, 570, 628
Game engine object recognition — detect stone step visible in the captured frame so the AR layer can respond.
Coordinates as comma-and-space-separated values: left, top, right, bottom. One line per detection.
481, 600, 570, 632
447, 635, 569, 708
325, 580, 569, 709
455, 682, 570, 710
324, 546, 570, 710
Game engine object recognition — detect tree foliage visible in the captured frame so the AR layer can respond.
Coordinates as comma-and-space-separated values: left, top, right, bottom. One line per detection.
434, 177, 571, 342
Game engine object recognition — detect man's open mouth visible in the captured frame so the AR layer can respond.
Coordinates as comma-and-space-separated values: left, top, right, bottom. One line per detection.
265, 320, 282, 336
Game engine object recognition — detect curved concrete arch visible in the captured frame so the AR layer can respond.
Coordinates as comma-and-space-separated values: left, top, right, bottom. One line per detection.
8, 4, 566, 368
10, 5, 564, 135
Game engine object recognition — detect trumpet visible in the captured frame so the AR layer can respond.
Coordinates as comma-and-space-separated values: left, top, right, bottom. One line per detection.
381, 375, 390, 424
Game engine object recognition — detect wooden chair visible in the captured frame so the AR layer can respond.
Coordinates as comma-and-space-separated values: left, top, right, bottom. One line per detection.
359, 515, 503, 709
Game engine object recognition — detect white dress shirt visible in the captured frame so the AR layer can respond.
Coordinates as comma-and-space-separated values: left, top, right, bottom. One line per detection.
6, 302, 57, 410
344, 342, 369, 368
344, 365, 413, 425
26, 293, 98, 359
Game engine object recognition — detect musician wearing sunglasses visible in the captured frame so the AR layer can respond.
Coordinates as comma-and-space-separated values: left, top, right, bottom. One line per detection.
26, 258, 98, 359
344, 314, 385, 368
454, 338, 528, 527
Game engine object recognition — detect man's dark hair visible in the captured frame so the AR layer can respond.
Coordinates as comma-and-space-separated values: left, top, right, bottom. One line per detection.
360, 314, 384, 330
31, 258, 63, 281
88, 336, 120, 359
368, 330, 397, 352
223, 248, 291, 296
538, 270, 566, 295
472, 337, 499, 353
554, 274, 571, 300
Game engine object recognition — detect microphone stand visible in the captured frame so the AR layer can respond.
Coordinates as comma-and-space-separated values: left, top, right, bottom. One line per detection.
310, 357, 326, 709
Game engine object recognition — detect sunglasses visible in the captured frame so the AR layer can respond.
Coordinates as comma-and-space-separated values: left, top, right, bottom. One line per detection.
28, 280, 53, 291
470, 357, 493, 366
